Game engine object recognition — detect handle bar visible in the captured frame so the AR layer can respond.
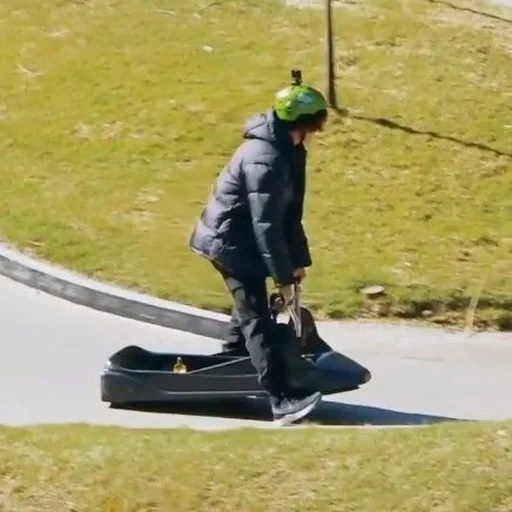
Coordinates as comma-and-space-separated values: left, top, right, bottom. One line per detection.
269, 282, 302, 338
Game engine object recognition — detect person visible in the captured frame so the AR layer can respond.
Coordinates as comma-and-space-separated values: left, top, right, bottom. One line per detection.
189, 70, 328, 425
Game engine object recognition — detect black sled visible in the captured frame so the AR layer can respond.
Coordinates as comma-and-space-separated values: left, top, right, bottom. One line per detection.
100, 287, 372, 405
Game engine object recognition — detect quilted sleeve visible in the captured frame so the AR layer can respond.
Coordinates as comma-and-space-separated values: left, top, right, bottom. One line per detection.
286, 203, 312, 269
284, 145, 312, 269
243, 158, 295, 286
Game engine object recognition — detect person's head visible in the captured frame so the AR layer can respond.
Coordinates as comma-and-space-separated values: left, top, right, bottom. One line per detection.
273, 75, 328, 146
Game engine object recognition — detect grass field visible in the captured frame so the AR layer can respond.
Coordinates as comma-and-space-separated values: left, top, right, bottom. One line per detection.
1, 422, 511, 511
0, 0, 511, 329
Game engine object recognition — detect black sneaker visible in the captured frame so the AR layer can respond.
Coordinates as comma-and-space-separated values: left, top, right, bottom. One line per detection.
271, 391, 323, 426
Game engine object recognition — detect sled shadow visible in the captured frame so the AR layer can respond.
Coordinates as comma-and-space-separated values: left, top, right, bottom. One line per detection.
111, 398, 463, 426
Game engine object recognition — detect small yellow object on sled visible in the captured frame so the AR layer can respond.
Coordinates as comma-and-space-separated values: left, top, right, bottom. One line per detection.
173, 356, 187, 373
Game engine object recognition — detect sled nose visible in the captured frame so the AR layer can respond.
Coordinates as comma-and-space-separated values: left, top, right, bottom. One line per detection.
315, 350, 371, 386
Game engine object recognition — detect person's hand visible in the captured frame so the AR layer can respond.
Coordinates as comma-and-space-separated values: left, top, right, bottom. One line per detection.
293, 267, 307, 284
279, 284, 295, 306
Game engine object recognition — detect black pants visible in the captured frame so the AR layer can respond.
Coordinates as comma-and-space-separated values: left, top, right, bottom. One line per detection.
214, 263, 288, 397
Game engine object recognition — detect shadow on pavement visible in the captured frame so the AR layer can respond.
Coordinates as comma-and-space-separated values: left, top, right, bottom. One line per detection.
111, 398, 462, 426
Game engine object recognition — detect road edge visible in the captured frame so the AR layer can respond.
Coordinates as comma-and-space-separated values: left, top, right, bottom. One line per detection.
0, 241, 229, 340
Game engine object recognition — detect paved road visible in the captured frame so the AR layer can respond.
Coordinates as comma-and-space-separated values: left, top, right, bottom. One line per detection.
1, 274, 511, 429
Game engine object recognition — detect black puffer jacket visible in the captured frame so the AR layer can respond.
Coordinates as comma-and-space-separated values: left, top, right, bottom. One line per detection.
189, 109, 312, 286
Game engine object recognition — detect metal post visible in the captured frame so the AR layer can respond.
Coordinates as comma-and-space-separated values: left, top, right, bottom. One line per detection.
325, 0, 337, 108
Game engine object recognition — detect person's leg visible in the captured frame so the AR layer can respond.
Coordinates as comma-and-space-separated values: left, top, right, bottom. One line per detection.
221, 272, 288, 396
214, 265, 322, 424
210, 261, 248, 355
222, 306, 248, 355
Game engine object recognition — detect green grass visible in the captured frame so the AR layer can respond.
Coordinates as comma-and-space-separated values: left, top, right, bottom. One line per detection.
1, 422, 511, 511
0, 0, 511, 329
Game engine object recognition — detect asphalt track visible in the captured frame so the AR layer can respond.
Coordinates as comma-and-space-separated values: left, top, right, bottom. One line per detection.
1, 274, 511, 430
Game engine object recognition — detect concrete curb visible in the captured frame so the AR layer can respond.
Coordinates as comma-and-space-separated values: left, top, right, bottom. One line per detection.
0, 242, 230, 340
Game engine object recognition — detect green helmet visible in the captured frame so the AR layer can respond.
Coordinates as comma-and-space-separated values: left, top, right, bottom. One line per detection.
274, 73, 328, 122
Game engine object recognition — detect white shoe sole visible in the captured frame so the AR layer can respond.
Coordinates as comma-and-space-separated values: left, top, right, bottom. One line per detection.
273, 394, 322, 427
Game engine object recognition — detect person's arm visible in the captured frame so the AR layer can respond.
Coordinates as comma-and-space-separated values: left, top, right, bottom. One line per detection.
285, 199, 312, 270
244, 157, 295, 286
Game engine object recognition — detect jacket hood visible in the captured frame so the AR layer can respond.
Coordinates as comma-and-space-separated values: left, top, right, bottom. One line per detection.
243, 109, 294, 148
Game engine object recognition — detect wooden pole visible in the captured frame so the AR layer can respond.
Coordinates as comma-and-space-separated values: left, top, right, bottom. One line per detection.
325, 0, 337, 108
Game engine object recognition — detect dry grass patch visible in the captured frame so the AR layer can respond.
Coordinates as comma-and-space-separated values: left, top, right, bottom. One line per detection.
1, 422, 512, 511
